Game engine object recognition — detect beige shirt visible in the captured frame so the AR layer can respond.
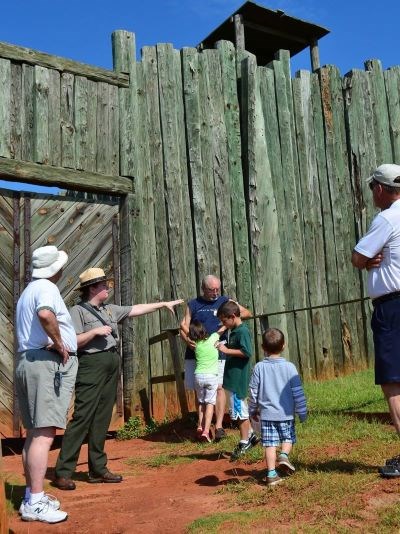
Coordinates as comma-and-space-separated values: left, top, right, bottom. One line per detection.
69, 302, 132, 353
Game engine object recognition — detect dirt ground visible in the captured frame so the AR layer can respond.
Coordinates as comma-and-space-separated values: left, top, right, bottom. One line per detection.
2, 426, 253, 534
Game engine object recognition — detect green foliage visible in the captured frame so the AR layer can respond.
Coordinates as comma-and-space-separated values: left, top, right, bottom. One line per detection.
116, 416, 165, 440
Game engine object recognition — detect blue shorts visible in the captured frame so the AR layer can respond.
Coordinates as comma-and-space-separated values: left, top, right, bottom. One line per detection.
260, 420, 296, 447
228, 391, 249, 420
371, 297, 400, 384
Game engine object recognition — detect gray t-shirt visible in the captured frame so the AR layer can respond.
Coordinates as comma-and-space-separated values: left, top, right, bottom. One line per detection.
69, 302, 132, 353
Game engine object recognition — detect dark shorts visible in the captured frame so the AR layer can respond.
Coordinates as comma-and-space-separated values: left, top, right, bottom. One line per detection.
371, 297, 400, 384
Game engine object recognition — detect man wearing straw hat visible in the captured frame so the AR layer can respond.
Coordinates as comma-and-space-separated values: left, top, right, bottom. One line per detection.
352, 164, 400, 478
15, 245, 77, 523
53, 267, 183, 490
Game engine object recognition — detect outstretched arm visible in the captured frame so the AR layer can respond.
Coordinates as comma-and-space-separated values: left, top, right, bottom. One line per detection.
128, 299, 183, 318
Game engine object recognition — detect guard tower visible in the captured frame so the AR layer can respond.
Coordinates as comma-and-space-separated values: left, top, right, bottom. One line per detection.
198, 1, 330, 71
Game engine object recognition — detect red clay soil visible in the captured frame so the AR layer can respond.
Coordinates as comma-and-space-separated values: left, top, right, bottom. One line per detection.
2, 429, 254, 534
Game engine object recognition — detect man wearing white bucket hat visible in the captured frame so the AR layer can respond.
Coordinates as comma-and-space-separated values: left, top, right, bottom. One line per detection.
352, 163, 400, 478
53, 267, 183, 489
15, 245, 78, 523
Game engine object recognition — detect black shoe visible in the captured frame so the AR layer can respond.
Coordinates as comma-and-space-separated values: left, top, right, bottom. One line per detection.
230, 441, 248, 462
214, 428, 226, 442
385, 454, 400, 466
88, 470, 123, 483
379, 464, 400, 478
244, 432, 260, 451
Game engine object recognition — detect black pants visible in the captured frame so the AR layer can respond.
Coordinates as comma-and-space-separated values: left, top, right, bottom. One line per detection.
55, 350, 119, 478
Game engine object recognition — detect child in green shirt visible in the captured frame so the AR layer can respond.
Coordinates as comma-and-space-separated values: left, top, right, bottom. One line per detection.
217, 301, 259, 460
189, 320, 221, 442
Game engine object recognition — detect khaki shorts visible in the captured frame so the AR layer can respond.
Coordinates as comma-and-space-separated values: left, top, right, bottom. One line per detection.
185, 358, 226, 390
16, 349, 78, 429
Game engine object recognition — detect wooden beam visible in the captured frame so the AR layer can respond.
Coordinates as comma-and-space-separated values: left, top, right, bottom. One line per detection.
0, 157, 134, 194
233, 14, 245, 50
0, 41, 130, 87
310, 39, 320, 71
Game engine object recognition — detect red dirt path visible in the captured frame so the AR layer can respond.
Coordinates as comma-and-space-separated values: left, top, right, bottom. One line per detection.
2, 431, 254, 534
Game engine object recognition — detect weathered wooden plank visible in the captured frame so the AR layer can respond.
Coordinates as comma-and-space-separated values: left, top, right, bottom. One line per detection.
0, 41, 129, 87
217, 40, 252, 309
320, 65, 364, 372
48, 69, 61, 166
0, 59, 11, 158
205, 49, 236, 299
157, 43, 195, 300
112, 30, 136, 178
74, 76, 89, 171
344, 68, 378, 366
142, 46, 172, 324
109, 84, 119, 176
112, 31, 137, 419
384, 67, 400, 163
60, 72, 75, 169
241, 55, 286, 362
142, 46, 173, 419
96, 82, 111, 175
173, 48, 196, 300
10, 63, 22, 159
365, 59, 393, 164
183, 47, 219, 282
271, 57, 311, 371
21, 64, 35, 161
293, 70, 333, 378
0, 157, 132, 193
33, 65, 50, 164
310, 70, 344, 372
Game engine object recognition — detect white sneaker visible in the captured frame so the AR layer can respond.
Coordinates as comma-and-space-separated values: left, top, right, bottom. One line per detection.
19, 493, 61, 515
21, 496, 67, 523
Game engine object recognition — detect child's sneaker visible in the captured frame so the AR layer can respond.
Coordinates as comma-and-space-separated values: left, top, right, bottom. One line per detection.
21, 497, 67, 523
19, 493, 61, 515
230, 441, 247, 461
265, 473, 283, 486
195, 427, 203, 440
246, 432, 260, 449
277, 454, 295, 475
230, 433, 260, 461
200, 432, 212, 443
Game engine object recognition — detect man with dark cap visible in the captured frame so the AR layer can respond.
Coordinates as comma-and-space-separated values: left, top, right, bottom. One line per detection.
53, 267, 183, 489
16, 245, 77, 523
352, 164, 400, 478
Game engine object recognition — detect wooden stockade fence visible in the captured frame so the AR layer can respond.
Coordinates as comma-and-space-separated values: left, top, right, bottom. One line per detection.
0, 29, 398, 430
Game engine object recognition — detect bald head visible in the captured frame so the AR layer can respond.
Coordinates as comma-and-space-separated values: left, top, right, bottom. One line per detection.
201, 275, 221, 301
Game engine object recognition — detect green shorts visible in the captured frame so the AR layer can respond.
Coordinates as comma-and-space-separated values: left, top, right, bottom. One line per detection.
16, 349, 78, 429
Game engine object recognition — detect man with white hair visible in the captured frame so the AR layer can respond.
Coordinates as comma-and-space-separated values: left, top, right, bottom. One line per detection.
180, 275, 251, 441
352, 164, 400, 478
15, 245, 78, 523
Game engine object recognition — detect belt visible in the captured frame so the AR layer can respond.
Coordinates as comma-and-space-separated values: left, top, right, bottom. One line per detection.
42, 347, 78, 356
372, 291, 400, 307
78, 346, 119, 356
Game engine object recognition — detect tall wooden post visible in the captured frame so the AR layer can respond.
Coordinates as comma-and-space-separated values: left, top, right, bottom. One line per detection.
233, 14, 245, 51
310, 39, 320, 72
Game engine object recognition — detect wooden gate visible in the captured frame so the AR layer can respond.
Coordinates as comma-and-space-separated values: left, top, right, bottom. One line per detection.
0, 187, 121, 438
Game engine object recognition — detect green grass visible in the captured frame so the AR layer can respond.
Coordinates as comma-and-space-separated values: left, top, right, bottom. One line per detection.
185, 368, 399, 533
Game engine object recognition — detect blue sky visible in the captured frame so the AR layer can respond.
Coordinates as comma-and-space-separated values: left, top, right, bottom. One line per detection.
1, 0, 399, 193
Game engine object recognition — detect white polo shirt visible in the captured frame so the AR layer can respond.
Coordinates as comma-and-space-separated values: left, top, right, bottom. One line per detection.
354, 199, 400, 298
16, 278, 77, 352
